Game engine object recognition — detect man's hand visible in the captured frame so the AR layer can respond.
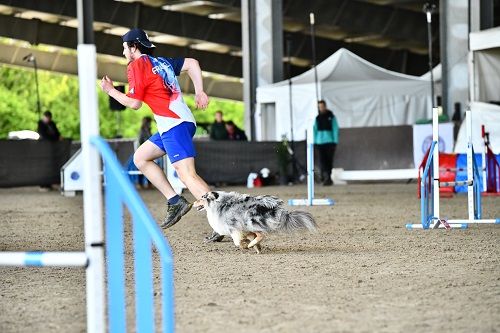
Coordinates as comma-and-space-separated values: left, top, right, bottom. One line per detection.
100, 76, 114, 94
195, 91, 209, 109
98, 76, 142, 110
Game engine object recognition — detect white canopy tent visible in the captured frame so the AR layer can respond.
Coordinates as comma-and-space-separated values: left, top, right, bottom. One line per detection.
469, 26, 500, 104
454, 27, 500, 154
256, 48, 432, 141
455, 102, 500, 154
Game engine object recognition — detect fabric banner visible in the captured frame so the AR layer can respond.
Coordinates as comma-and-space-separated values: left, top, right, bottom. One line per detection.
412, 123, 454, 168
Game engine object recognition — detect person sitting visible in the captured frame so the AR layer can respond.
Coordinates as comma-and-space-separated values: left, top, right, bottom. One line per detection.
209, 110, 228, 140
225, 121, 247, 141
37, 111, 62, 141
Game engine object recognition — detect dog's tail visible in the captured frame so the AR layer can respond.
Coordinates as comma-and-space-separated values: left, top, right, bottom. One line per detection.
278, 209, 317, 233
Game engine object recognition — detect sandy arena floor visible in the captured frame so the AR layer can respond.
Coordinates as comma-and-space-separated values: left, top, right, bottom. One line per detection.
0, 183, 499, 333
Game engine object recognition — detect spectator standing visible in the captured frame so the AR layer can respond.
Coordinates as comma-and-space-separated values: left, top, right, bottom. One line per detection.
313, 100, 339, 186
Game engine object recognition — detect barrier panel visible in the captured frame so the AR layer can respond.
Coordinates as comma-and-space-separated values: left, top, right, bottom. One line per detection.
439, 153, 456, 195
420, 141, 436, 229
0, 139, 71, 187
455, 153, 484, 193
485, 147, 500, 194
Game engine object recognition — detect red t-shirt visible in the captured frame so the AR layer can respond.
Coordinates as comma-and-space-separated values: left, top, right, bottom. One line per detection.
126, 55, 195, 133
127, 55, 184, 118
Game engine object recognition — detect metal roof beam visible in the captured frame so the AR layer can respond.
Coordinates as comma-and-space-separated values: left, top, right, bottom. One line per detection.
0, 42, 243, 100
0, 14, 243, 77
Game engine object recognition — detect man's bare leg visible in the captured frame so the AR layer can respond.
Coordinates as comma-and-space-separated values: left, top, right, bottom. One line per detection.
133, 141, 177, 200
173, 157, 225, 241
134, 141, 192, 228
172, 157, 210, 200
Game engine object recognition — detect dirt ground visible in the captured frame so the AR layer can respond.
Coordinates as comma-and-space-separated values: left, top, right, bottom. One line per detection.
0, 183, 499, 333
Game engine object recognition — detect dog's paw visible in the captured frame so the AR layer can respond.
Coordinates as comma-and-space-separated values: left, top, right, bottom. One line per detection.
193, 199, 205, 211
239, 238, 250, 249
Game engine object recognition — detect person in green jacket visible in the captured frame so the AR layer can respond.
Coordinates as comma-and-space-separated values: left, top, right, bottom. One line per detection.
210, 110, 228, 140
313, 100, 339, 186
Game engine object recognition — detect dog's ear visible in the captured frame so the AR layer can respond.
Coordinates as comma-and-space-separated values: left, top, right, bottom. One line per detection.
212, 191, 219, 200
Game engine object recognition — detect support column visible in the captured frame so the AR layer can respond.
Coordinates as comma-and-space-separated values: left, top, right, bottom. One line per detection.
242, 0, 283, 141
440, 0, 469, 117
470, 0, 481, 32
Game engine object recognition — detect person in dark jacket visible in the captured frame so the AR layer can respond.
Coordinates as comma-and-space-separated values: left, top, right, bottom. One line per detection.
210, 110, 228, 140
138, 116, 153, 145
225, 121, 247, 141
37, 111, 61, 141
313, 100, 339, 186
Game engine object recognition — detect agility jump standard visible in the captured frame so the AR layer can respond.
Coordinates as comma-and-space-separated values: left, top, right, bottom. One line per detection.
0, 1, 175, 332
406, 107, 499, 230
289, 13, 334, 207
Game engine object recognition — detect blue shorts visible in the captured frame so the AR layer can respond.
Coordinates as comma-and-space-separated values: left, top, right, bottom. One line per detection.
149, 122, 196, 163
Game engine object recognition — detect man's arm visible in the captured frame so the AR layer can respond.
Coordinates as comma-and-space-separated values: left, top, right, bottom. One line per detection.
100, 76, 142, 110
181, 58, 209, 109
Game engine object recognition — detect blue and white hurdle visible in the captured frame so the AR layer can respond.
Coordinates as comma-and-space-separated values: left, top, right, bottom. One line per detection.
0, 252, 88, 267
406, 107, 499, 230
289, 13, 334, 207
0, 2, 175, 332
289, 123, 335, 206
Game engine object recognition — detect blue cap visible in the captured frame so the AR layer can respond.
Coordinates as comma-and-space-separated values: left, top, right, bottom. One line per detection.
122, 28, 155, 48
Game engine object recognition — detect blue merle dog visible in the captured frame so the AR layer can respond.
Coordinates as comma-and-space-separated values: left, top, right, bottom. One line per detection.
194, 191, 317, 253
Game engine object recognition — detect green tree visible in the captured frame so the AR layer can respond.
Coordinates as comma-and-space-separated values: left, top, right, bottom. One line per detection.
0, 65, 244, 140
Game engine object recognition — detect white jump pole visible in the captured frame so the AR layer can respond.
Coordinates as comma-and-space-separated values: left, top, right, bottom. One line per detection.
288, 120, 334, 206
77, 1, 105, 332
466, 109, 474, 221
307, 123, 314, 205
432, 106, 440, 226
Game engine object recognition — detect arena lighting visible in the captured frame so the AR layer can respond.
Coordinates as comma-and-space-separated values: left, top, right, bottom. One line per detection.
162, 0, 209, 11
344, 34, 381, 43
208, 12, 231, 19
22, 53, 41, 118
189, 42, 231, 53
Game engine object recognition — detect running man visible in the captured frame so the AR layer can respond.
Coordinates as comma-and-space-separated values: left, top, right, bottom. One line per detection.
100, 28, 223, 242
